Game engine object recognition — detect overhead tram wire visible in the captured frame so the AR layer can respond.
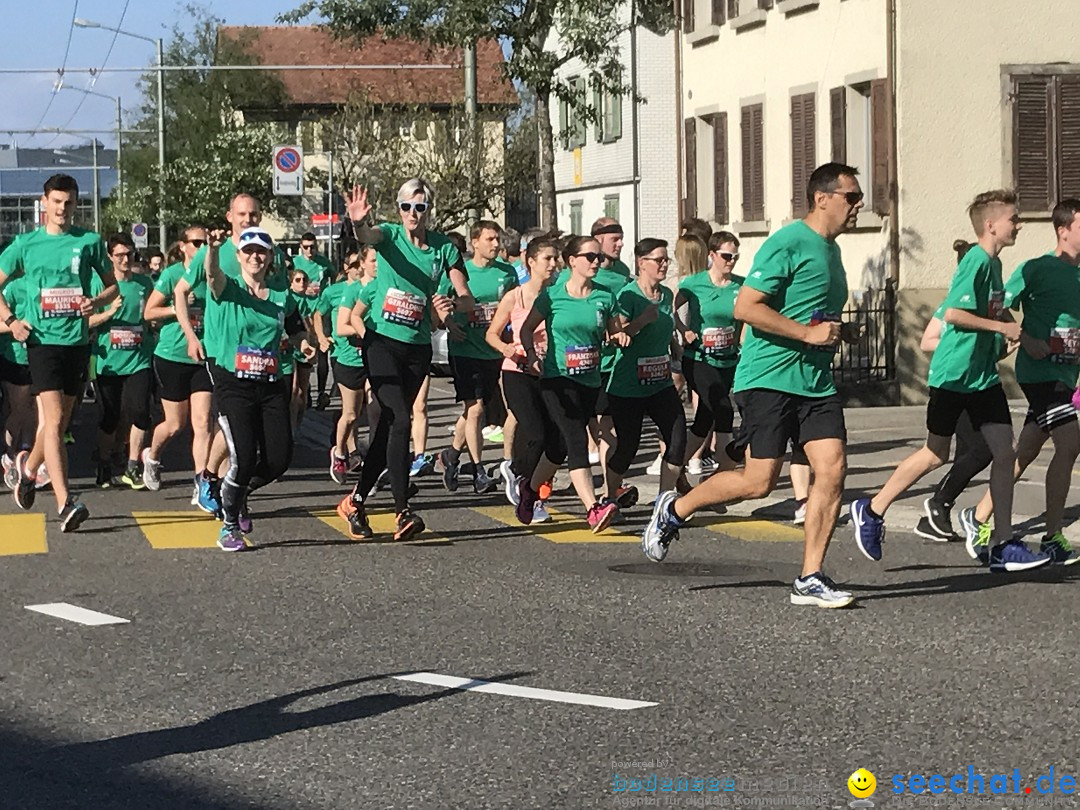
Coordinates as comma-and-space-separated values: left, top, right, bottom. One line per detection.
25, 0, 80, 144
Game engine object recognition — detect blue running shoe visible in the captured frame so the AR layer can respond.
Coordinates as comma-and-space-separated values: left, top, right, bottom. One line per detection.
196, 475, 221, 516
850, 498, 885, 562
409, 453, 435, 478
989, 538, 1051, 573
641, 490, 685, 563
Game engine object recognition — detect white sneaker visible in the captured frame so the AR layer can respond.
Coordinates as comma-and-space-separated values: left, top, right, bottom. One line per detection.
35, 462, 51, 490
793, 499, 807, 526
687, 457, 704, 475
533, 500, 551, 523
646, 454, 663, 476
141, 448, 162, 492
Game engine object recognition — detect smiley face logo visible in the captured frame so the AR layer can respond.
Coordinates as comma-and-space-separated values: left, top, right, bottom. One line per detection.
848, 768, 876, 798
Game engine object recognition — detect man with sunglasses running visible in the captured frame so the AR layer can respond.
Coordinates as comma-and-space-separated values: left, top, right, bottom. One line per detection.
642, 163, 865, 608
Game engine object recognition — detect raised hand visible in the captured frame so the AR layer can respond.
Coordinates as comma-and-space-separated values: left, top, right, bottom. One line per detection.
346, 186, 372, 222
207, 227, 228, 249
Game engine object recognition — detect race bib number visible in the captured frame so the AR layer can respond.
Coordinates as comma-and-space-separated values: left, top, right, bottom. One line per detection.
1049, 327, 1080, 364
40, 286, 82, 319
382, 288, 425, 328
702, 326, 736, 356
188, 306, 204, 336
109, 325, 143, 350
235, 345, 279, 381
807, 310, 841, 352
637, 354, 671, 385
988, 291, 1005, 321
565, 344, 599, 376
468, 301, 498, 328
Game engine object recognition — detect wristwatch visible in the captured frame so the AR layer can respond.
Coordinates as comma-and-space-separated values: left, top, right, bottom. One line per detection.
4, 314, 16, 326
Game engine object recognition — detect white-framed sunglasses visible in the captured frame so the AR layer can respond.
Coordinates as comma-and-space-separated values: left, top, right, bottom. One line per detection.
399, 201, 430, 214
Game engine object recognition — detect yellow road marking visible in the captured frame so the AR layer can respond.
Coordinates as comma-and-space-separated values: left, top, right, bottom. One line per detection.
474, 505, 638, 544
132, 511, 222, 549
0, 513, 47, 555
312, 508, 446, 543
698, 515, 803, 543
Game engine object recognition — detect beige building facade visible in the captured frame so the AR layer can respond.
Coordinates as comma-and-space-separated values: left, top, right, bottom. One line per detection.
681, 0, 1080, 402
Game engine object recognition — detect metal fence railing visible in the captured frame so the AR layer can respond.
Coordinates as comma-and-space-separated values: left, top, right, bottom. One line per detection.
832, 280, 897, 385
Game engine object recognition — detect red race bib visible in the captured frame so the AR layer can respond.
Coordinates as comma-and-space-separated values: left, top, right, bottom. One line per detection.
382, 288, 425, 328
235, 346, 279, 381
40, 286, 82, 318
565, 344, 599, 375
109, 325, 143, 350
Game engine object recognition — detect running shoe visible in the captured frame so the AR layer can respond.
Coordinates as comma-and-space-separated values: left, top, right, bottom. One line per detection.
409, 453, 435, 478
498, 457, 514, 482
588, 451, 601, 466
141, 448, 162, 492
504, 471, 522, 507
3, 460, 17, 490
587, 500, 617, 533
13, 450, 35, 510
646, 455, 663, 476
195, 475, 222, 516
330, 448, 348, 485
35, 463, 51, 490
440, 449, 460, 492
190, 476, 201, 507
793, 499, 807, 527
59, 498, 90, 533
96, 461, 112, 489
641, 490, 684, 562
960, 508, 990, 564
120, 463, 145, 491
615, 485, 639, 510
482, 425, 504, 444
1, 454, 12, 486
538, 479, 553, 501
989, 538, 1052, 572
790, 572, 855, 608
913, 497, 956, 542
63, 431, 75, 446
348, 450, 365, 472
516, 478, 538, 525
238, 503, 253, 535
850, 498, 884, 562
217, 525, 247, 552
336, 494, 373, 539
686, 457, 705, 475
394, 509, 425, 541
699, 454, 719, 473
316, 392, 331, 411
1040, 532, 1080, 565
473, 469, 497, 495
532, 500, 551, 524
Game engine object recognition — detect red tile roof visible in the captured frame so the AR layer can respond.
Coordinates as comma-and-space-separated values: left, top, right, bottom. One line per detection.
218, 26, 519, 108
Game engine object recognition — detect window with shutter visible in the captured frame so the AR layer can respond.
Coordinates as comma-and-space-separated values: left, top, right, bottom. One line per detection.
605, 91, 623, 142
870, 78, 889, 216
830, 87, 847, 163
728, 0, 739, 20
685, 118, 698, 218
592, 78, 603, 143
1013, 76, 1052, 213
741, 103, 764, 221
709, 113, 729, 224
711, 0, 726, 25
684, 0, 695, 32
791, 93, 816, 218
1056, 77, 1080, 201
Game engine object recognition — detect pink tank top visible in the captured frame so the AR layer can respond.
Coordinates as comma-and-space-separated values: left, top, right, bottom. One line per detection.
503, 287, 547, 375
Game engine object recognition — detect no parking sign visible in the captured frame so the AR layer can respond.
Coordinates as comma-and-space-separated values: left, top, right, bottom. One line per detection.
273, 145, 304, 197
131, 222, 148, 249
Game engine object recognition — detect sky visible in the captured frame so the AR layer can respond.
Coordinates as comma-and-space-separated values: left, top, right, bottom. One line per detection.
0, 0, 310, 151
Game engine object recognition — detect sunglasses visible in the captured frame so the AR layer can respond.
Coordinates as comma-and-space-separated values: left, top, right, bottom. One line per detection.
829, 190, 865, 206
718, 251, 739, 262
347, 260, 362, 269
573, 251, 603, 263
300, 243, 315, 250
240, 246, 269, 256
641, 256, 670, 266
186, 239, 206, 248
399, 201, 430, 214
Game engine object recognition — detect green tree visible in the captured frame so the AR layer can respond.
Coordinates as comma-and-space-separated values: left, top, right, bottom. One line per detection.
280, 0, 674, 229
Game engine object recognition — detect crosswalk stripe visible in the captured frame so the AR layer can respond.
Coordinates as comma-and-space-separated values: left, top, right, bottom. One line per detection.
0, 513, 47, 555
698, 514, 803, 543
311, 508, 448, 543
474, 505, 638, 544
132, 511, 222, 549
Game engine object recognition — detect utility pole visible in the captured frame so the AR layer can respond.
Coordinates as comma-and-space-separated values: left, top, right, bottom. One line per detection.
464, 42, 479, 224
156, 37, 166, 251
91, 139, 101, 233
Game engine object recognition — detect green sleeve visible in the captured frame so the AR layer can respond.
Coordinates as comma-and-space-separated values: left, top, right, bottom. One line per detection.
942, 252, 988, 312
436, 273, 452, 297
615, 288, 638, 321
1003, 263, 1028, 311
358, 281, 376, 309
0, 238, 22, 275
742, 243, 792, 298
93, 237, 111, 279
183, 247, 207, 287
339, 283, 361, 311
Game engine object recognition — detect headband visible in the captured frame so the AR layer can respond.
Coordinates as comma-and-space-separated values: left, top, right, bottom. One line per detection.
591, 223, 624, 236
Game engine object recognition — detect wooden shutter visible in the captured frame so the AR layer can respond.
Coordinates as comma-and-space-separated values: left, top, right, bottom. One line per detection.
830, 87, 847, 163
742, 103, 764, 221
607, 91, 622, 141
710, 113, 729, 224
791, 93, 816, 217
711, 0, 726, 25
684, 0, 695, 32
559, 98, 569, 148
685, 118, 698, 218
728, 0, 739, 20
592, 79, 603, 143
1013, 75, 1053, 213
870, 78, 890, 215
1056, 77, 1080, 201
757, 0, 774, 8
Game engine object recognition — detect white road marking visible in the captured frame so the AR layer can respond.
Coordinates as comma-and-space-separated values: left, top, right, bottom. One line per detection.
25, 603, 130, 626
392, 671, 657, 710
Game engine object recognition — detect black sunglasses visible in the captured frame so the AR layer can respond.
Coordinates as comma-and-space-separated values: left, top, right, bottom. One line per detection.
347, 260, 362, 269
186, 239, 206, 248
573, 251, 603, 263
829, 190, 865, 206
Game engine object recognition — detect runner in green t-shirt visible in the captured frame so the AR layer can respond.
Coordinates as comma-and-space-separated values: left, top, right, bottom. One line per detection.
854, 189, 1050, 575
438, 220, 519, 496
0, 275, 35, 477
603, 239, 686, 511
297, 232, 336, 411
334, 180, 473, 542
0, 173, 118, 531
643, 162, 867, 608
88, 233, 156, 490
141, 225, 215, 498
518, 234, 628, 534
205, 226, 314, 552
961, 200, 1080, 564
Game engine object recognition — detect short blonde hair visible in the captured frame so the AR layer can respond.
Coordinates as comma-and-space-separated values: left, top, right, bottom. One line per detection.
397, 177, 435, 204
967, 189, 1016, 236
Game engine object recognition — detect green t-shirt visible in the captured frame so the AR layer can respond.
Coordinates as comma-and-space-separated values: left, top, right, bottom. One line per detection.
440, 258, 518, 360
0, 276, 29, 366
365, 223, 462, 345
1004, 253, 1080, 387
608, 281, 675, 398
0, 227, 111, 347
928, 244, 1005, 393
679, 271, 742, 368
594, 261, 633, 374
293, 252, 334, 299
95, 274, 155, 376
152, 261, 205, 365
331, 280, 367, 369
535, 278, 616, 388
209, 275, 300, 382
733, 221, 848, 398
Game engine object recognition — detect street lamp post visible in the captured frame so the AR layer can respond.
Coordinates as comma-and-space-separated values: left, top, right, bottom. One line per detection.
59, 84, 123, 203
74, 18, 165, 249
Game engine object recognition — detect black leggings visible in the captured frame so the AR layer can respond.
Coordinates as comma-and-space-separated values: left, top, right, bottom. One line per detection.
355, 331, 431, 512
933, 411, 992, 507
209, 363, 293, 527
608, 387, 688, 475
2, 381, 35, 453
502, 371, 566, 479
97, 369, 153, 435
540, 376, 599, 471
316, 348, 330, 397
684, 357, 736, 437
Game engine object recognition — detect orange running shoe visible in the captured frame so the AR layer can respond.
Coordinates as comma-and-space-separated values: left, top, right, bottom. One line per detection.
538, 479, 553, 500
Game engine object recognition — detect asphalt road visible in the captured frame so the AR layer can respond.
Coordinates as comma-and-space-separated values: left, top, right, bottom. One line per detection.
2, 378, 1078, 810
